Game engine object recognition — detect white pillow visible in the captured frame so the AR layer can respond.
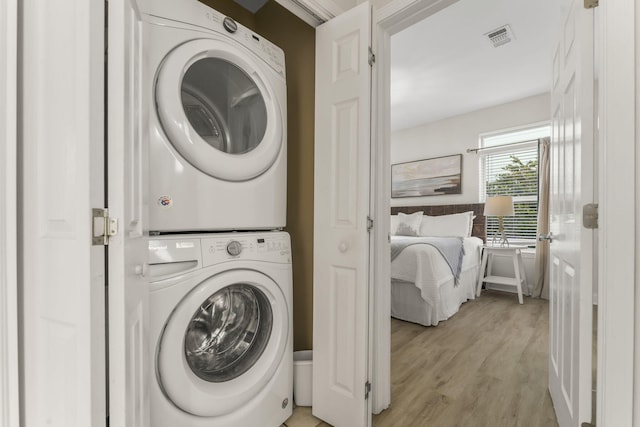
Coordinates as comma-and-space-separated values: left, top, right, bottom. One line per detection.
390, 215, 399, 235
395, 212, 423, 236
419, 211, 474, 237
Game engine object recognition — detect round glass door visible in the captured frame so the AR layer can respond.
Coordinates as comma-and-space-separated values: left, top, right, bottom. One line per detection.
155, 39, 284, 182
156, 269, 288, 417
181, 58, 267, 156
184, 283, 273, 383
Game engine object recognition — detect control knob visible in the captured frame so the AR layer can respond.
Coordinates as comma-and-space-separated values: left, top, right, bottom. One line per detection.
223, 17, 238, 33
226, 241, 242, 256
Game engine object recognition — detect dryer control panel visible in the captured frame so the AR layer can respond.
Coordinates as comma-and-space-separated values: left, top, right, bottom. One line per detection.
201, 232, 291, 267
138, 0, 285, 77
201, 9, 285, 77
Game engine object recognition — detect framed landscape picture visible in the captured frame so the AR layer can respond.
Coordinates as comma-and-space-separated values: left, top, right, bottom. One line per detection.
392, 154, 462, 198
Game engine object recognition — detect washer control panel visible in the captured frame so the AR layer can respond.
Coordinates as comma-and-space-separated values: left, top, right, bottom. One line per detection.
201, 232, 291, 266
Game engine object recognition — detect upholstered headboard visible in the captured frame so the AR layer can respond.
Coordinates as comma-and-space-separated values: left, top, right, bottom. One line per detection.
391, 203, 486, 242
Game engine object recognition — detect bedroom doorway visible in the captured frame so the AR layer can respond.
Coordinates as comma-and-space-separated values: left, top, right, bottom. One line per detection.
370, 0, 604, 425
379, 0, 560, 421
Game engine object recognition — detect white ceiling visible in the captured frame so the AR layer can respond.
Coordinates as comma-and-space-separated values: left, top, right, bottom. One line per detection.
390, 0, 561, 132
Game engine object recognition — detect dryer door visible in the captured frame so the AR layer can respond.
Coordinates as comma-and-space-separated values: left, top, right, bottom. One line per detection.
155, 38, 284, 182
156, 269, 288, 416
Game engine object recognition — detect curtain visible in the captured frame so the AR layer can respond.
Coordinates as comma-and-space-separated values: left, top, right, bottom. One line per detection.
533, 137, 550, 298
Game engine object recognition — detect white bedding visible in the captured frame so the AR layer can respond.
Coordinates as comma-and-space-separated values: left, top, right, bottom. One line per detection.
390, 236, 484, 326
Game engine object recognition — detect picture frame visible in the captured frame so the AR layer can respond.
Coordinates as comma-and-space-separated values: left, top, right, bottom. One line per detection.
391, 154, 462, 198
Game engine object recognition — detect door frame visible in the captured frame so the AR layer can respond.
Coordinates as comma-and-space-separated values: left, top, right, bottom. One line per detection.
0, 0, 19, 425
370, 0, 460, 412
370, 0, 637, 422
596, 1, 636, 425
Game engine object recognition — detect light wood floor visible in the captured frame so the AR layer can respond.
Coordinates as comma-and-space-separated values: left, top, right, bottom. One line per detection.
284, 290, 558, 427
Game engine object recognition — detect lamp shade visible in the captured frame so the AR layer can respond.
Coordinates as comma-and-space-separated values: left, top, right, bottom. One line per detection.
484, 196, 514, 216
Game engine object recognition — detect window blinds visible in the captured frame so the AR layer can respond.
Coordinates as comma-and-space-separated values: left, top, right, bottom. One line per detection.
480, 126, 548, 242
482, 144, 539, 240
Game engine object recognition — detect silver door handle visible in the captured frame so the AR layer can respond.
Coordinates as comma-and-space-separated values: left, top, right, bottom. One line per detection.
538, 233, 553, 242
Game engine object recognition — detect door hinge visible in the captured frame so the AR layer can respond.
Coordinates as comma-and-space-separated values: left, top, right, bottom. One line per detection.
367, 215, 374, 232
92, 208, 118, 246
584, 0, 598, 9
583, 203, 598, 229
368, 47, 375, 66
365, 381, 371, 400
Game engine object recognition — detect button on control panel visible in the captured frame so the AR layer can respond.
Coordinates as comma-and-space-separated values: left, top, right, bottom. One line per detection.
226, 240, 242, 256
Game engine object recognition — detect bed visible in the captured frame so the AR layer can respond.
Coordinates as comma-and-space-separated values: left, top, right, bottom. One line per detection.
390, 204, 486, 326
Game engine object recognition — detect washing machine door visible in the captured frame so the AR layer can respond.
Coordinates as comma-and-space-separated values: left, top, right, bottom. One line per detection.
155, 38, 284, 182
157, 269, 288, 416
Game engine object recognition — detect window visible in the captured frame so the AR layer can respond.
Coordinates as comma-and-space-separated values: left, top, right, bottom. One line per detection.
479, 125, 550, 242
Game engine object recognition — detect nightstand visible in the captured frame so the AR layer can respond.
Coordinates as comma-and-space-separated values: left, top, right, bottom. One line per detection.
476, 245, 528, 304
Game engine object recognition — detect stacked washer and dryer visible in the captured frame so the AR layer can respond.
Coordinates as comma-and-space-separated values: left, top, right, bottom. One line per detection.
136, 0, 293, 425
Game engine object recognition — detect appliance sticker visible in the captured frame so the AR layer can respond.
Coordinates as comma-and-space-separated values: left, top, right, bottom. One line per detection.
157, 195, 173, 208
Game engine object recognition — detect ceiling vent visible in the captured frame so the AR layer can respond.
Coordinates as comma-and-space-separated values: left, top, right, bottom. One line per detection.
485, 25, 515, 48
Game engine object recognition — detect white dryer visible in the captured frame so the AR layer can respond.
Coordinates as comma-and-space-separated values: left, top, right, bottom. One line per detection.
147, 232, 293, 427
137, 0, 287, 232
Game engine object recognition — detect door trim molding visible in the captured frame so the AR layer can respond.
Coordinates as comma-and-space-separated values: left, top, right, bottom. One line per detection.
597, 2, 636, 426
0, 0, 20, 425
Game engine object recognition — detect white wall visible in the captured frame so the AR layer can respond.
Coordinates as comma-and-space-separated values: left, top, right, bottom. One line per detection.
390, 92, 550, 207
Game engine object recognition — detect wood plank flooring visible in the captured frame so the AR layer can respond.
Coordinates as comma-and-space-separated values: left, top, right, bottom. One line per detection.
284, 290, 558, 427
373, 290, 557, 427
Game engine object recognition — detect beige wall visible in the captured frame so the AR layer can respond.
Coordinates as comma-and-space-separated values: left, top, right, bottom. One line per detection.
200, 0, 316, 351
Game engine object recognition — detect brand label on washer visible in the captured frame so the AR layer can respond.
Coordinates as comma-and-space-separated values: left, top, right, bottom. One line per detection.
157, 195, 173, 208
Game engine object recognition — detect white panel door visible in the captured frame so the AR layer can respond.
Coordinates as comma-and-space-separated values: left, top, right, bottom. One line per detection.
20, 0, 106, 426
313, 3, 372, 427
548, 0, 594, 425
107, 1, 150, 426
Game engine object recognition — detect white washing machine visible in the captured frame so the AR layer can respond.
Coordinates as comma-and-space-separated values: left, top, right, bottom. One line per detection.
137, 0, 287, 232
147, 232, 293, 427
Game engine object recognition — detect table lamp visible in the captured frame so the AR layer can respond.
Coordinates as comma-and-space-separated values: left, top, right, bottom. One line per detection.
484, 195, 515, 247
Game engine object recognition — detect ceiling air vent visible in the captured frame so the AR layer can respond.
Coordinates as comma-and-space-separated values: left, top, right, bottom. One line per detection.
485, 25, 515, 48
